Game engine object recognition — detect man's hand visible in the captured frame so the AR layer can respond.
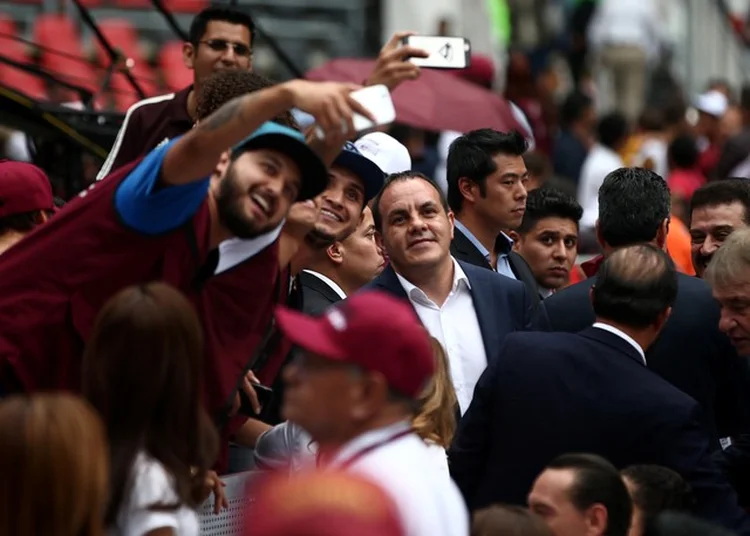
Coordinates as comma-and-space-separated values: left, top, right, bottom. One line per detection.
284, 81, 374, 141
231, 370, 262, 416
365, 31, 428, 90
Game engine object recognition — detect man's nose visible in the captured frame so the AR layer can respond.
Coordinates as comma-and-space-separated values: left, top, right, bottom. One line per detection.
552, 243, 567, 260
700, 237, 720, 256
719, 310, 736, 334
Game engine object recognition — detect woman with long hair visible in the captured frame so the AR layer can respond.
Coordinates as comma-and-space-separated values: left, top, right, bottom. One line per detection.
412, 337, 458, 477
0, 394, 109, 536
83, 282, 220, 536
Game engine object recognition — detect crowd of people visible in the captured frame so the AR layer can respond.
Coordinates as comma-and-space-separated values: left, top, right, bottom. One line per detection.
3, 2, 750, 536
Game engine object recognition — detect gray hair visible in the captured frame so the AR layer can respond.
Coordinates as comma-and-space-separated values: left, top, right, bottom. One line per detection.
704, 228, 750, 288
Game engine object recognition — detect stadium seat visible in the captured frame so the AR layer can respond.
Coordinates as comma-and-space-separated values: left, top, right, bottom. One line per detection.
159, 41, 185, 68
0, 14, 17, 39
0, 68, 47, 100
163, 67, 192, 92
112, 0, 151, 8
44, 56, 99, 93
95, 19, 142, 69
33, 14, 86, 59
162, 0, 208, 13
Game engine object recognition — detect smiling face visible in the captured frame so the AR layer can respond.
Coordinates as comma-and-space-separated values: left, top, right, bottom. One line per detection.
214, 148, 301, 238
305, 165, 366, 246
379, 178, 454, 274
690, 201, 748, 277
184, 20, 253, 85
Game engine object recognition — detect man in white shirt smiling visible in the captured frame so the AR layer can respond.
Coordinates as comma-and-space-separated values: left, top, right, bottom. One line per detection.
367, 170, 536, 414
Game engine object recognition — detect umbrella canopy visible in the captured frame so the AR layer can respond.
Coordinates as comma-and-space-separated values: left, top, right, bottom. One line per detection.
306, 58, 524, 134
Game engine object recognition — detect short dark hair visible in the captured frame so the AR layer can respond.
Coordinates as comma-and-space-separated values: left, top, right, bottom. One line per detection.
668, 135, 699, 170
188, 6, 256, 47
690, 179, 750, 224
446, 129, 527, 213
546, 453, 632, 536
621, 465, 695, 524
372, 171, 449, 232
517, 188, 582, 234
195, 70, 298, 129
597, 113, 628, 150
598, 168, 671, 248
560, 91, 594, 127
592, 244, 678, 328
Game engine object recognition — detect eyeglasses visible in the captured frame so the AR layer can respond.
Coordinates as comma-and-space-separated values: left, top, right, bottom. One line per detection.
200, 39, 252, 58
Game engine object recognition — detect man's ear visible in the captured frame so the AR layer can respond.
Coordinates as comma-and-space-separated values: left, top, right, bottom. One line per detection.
327, 242, 345, 265
213, 150, 231, 180
508, 230, 521, 250
183, 42, 195, 70
656, 218, 670, 250
457, 177, 478, 205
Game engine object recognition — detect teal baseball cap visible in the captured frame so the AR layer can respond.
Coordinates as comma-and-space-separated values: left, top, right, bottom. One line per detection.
232, 122, 328, 201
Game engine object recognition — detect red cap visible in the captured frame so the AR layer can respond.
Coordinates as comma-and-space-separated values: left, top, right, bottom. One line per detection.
275, 291, 435, 398
0, 160, 55, 218
247, 471, 405, 536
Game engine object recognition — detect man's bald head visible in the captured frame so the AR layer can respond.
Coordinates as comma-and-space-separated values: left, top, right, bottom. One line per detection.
592, 244, 678, 328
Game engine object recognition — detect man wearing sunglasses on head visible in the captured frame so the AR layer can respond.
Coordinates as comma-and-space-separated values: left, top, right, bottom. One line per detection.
97, 6, 256, 180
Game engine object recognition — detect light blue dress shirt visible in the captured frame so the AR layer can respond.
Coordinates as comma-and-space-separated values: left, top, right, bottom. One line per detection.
453, 220, 517, 280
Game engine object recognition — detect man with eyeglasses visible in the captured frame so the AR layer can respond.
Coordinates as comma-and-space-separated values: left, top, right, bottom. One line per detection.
97, 6, 256, 180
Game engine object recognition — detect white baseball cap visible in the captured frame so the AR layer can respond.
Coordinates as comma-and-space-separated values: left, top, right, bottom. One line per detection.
354, 132, 412, 176
695, 91, 728, 118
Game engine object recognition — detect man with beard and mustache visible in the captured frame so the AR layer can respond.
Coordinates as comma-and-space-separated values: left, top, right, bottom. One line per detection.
0, 79, 368, 425
689, 179, 750, 278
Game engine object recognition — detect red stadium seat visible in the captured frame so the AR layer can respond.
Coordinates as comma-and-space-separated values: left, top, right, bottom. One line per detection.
0, 69, 47, 100
44, 56, 99, 93
95, 19, 142, 69
159, 41, 185, 68
112, 0, 151, 8
163, 67, 192, 92
0, 14, 17, 38
33, 14, 86, 60
162, 0, 208, 13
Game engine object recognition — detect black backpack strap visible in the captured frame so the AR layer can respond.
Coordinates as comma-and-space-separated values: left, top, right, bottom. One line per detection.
214, 272, 284, 431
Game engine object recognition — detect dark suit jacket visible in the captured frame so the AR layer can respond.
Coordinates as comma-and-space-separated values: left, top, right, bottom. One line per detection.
298, 271, 343, 316
450, 227, 541, 304
449, 328, 750, 534
540, 274, 750, 441
365, 260, 534, 358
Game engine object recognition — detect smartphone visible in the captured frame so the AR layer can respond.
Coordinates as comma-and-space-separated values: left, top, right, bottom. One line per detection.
314, 84, 396, 139
238, 382, 274, 418
401, 35, 472, 69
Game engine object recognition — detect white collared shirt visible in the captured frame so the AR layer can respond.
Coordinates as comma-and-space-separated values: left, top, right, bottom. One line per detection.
302, 270, 347, 299
395, 258, 488, 414
592, 322, 647, 365
327, 421, 469, 536
214, 222, 284, 275
578, 144, 625, 230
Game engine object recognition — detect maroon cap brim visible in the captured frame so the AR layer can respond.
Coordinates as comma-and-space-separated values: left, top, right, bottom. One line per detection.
275, 305, 347, 361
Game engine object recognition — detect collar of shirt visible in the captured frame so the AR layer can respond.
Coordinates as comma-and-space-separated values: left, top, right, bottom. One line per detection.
539, 287, 554, 299
302, 270, 348, 299
454, 220, 513, 262
214, 221, 284, 275
592, 322, 647, 365
395, 257, 471, 305
327, 420, 413, 469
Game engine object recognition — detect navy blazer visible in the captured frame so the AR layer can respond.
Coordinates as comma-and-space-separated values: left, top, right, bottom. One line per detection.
449, 327, 750, 534
364, 260, 535, 359
540, 273, 750, 441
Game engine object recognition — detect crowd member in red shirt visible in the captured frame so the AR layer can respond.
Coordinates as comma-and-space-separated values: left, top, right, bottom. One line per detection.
667, 134, 706, 222
0, 80, 368, 403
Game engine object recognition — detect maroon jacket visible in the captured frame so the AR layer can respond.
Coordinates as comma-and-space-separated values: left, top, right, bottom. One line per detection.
95, 86, 193, 180
0, 160, 212, 393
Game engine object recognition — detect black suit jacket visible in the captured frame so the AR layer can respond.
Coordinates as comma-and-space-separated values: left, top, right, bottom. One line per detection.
449, 328, 750, 534
364, 260, 535, 357
450, 226, 541, 304
540, 274, 750, 441
298, 271, 344, 316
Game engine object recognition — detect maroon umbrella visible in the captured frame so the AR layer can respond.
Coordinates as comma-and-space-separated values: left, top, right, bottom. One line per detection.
306, 58, 523, 134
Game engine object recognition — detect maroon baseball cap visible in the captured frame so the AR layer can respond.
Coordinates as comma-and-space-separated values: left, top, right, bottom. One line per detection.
0, 160, 56, 218
275, 291, 435, 398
